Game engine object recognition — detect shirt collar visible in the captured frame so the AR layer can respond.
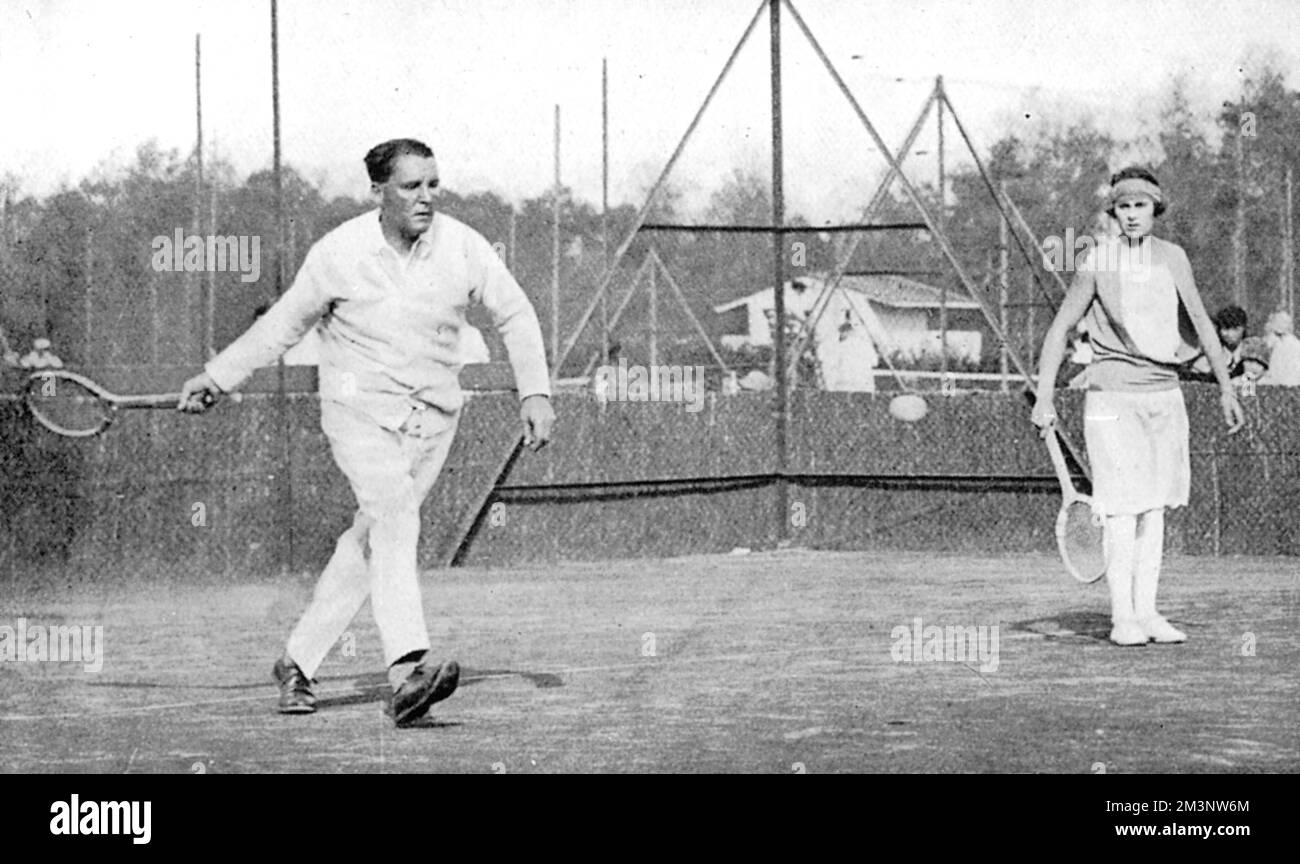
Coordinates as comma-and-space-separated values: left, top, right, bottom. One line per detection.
370, 210, 436, 260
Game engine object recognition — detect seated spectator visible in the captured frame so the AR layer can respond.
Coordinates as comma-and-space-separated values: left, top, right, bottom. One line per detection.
1, 325, 18, 367
1260, 311, 1300, 386
1064, 323, 1095, 389
820, 310, 879, 392
1238, 337, 1270, 384
1181, 304, 1248, 382
19, 337, 64, 370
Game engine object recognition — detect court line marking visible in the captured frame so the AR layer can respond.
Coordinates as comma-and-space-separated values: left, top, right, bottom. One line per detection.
0, 643, 874, 722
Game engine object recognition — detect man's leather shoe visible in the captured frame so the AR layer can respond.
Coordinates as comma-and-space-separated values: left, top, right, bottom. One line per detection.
389, 656, 459, 727
272, 657, 317, 714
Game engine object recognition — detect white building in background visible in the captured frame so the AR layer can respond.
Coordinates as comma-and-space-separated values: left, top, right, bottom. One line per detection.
713, 274, 984, 391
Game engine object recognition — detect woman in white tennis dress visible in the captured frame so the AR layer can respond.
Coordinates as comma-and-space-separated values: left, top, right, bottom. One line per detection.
1032, 167, 1244, 646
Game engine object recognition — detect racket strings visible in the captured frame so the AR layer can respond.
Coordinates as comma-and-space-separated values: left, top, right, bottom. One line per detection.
1061, 500, 1107, 583
26, 375, 112, 437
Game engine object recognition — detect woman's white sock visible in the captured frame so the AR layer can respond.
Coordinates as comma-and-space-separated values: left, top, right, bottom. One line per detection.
1105, 514, 1138, 622
1133, 508, 1166, 620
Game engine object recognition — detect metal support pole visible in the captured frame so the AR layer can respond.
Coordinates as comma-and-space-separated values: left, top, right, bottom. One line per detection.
1233, 114, 1246, 305
648, 252, 658, 367
195, 33, 207, 363
601, 58, 610, 364
272, 2, 283, 298
784, 88, 938, 381
508, 207, 517, 273
1284, 164, 1294, 318
782, 0, 1031, 384
770, 0, 788, 546
552, 104, 562, 371
937, 76, 948, 379
270, 0, 293, 571
553, 0, 766, 376
84, 226, 93, 365
207, 173, 216, 358
999, 180, 1010, 392
1026, 271, 1038, 369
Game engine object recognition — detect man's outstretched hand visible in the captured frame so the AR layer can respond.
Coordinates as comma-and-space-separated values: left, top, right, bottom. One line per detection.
178, 370, 224, 414
520, 394, 555, 451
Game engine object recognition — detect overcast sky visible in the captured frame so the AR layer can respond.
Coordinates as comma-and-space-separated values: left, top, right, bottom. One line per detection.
2, 0, 1297, 222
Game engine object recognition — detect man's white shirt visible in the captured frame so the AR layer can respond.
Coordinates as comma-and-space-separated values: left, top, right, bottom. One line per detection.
207, 210, 550, 430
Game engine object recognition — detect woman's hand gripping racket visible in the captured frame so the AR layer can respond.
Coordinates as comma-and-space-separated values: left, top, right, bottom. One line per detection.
24, 369, 224, 438
1041, 424, 1107, 584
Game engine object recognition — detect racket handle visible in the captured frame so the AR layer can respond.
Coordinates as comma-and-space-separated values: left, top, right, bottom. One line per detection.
1041, 425, 1078, 495
117, 394, 186, 409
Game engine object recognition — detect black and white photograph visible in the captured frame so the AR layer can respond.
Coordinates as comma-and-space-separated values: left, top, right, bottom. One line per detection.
1, 0, 1296, 798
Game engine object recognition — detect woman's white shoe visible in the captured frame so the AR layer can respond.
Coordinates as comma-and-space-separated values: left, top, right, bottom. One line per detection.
1138, 615, 1186, 643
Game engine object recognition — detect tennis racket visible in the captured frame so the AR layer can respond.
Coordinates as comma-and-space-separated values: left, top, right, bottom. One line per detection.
1041, 424, 1107, 584
23, 369, 207, 438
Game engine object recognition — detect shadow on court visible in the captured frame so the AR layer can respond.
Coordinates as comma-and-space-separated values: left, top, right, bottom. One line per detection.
1011, 611, 1114, 642
80, 667, 563, 696
1, 549, 1296, 773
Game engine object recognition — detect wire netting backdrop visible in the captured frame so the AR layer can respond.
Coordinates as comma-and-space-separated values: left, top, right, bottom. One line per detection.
2, 380, 1296, 582
2, 2, 1298, 583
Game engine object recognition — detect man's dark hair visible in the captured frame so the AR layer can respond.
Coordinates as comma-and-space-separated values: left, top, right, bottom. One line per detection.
364, 139, 434, 184
1212, 304, 1248, 333
1106, 165, 1166, 217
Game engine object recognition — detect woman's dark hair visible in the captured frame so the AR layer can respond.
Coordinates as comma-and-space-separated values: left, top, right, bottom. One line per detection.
1212, 304, 1248, 332
1106, 165, 1166, 217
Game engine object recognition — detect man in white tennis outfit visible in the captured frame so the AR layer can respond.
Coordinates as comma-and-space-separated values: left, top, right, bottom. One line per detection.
179, 139, 555, 725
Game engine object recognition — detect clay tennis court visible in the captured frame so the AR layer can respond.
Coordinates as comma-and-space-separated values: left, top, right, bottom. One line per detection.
2, 548, 1294, 773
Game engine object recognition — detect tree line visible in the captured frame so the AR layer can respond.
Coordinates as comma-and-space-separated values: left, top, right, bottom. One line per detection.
1, 62, 1295, 378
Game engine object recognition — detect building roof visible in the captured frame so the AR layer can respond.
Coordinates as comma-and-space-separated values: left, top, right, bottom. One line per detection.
714, 273, 979, 313
840, 274, 979, 310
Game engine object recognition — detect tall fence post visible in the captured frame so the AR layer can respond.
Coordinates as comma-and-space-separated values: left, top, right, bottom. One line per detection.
770, 0, 789, 547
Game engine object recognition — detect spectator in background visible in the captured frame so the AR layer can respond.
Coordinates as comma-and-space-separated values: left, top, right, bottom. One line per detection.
1181, 304, 1248, 382
1062, 322, 1094, 389
1260, 311, 1300, 386
19, 337, 64, 370
1, 323, 19, 367
1237, 338, 1270, 383
819, 309, 879, 392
